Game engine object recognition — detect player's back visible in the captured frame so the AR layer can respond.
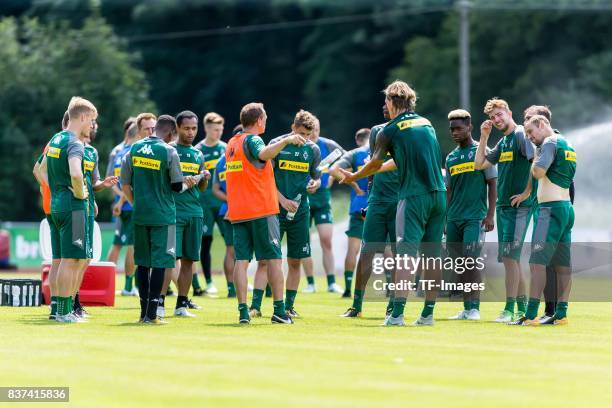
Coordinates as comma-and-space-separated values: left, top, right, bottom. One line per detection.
46, 130, 86, 213
129, 137, 177, 226
383, 112, 445, 199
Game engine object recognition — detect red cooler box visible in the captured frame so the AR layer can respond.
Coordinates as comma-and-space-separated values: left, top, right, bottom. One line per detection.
41, 261, 116, 306
39, 218, 116, 306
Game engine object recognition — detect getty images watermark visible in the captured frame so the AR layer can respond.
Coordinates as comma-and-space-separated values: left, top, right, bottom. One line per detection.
370, 253, 486, 293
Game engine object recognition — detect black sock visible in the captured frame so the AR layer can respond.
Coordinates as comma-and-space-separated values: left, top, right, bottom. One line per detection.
545, 301, 556, 316
136, 265, 151, 319
147, 267, 165, 320
200, 235, 213, 283
73, 292, 82, 311
176, 295, 188, 309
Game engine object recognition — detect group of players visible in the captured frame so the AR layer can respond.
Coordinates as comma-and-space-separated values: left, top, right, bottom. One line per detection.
34, 78, 576, 326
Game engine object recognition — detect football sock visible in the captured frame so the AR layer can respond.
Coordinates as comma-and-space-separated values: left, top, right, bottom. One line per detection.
352, 289, 364, 312
421, 300, 435, 318
285, 289, 297, 310
391, 297, 406, 318
251, 289, 264, 311
344, 271, 353, 292
526, 298, 540, 320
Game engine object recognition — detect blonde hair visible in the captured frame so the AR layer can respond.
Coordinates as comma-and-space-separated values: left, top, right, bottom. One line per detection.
525, 114, 550, 128
67, 96, 97, 120
483, 97, 510, 115
293, 110, 317, 131
136, 113, 157, 130
448, 109, 471, 121
204, 112, 225, 125
383, 80, 417, 111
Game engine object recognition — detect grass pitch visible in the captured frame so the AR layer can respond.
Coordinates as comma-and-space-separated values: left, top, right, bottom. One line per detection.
1, 275, 612, 407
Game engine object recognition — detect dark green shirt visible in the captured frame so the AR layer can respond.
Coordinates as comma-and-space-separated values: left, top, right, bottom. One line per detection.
445, 142, 497, 221
172, 143, 205, 218
121, 135, 183, 226
486, 125, 535, 207
46, 130, 86, 213
533, 134, 576, 190
83, 144, 100, 216
376, 112, 446, 199
369, 124, 399, 203
270, 134, 321, 218
195, 140, 226, 209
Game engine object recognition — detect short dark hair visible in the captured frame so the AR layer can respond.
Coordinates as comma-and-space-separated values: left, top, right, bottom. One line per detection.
240, 103, 265, 127
176, 110, 198, 127
155, 114, 177, 136
123, 116, 136, 133
355, 128, 370, 140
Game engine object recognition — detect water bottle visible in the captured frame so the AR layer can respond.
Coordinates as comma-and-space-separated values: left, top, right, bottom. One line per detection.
286, 194, 302, 221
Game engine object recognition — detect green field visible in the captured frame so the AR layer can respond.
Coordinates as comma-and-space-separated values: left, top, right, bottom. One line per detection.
1, 274, 611, 407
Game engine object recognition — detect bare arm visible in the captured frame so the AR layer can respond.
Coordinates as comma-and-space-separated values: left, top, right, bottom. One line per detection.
212, 180, 226, 202
68, 156, 87, 200
378, 158, 397, 173
259, 134, 306, 161
483, 178, 497, 231
474, 120, 494, 170
122, 184, 134, 205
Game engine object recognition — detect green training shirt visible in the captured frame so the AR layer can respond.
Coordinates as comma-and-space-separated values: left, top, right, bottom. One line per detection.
121, 135, 183, 226
269, 134, 321, 218
195, 140, 226, 209
46, 130, 86, 213
172, 142, 205, 218
308, 136, 345, 209
533, 134, 576, 190
83, 144, 100, 216
486, 125, 535, 207
445, 142, 497, 221
375, 112, 446, 199
369, 124, 399, 203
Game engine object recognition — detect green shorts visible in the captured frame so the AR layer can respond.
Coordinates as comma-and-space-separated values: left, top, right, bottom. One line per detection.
202, 205, 224, 236
362, 201, 397, 253
497, 205, 533, 262
529, 201, 574, 267
280, 213, 311, 259
233, 216, 282, 261
113, 211, 134, 246
446, 219, 486, 258
309, 205, 333, 225
134, 224, 177, 268
345, 213, 365, 239
176, 216, 203, 261
220, 219, 234, 246
396, 191, 446, 257
50, 209, 90, 260
46, 215, 59, 260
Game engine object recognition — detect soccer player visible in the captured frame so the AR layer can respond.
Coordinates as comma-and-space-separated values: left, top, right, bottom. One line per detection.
329, 128, 370, 298
43, 97, 97, 323
302, 118, 345, 294
474, 98, 535, 323
107, 114, 156, 295
341, 105, 399, 318
211, 124, 246, 303
511, 115, 576, 326
268, 110, 322, 317
72, 120, 118, 318
33, 111, 69, 319
225, 102, 305, 324
194, 112, 228, 296
108, 121, 141, 296
168, 110, 209, 317
340, 81, 447, 326
523, 105, 575, 324
121, 115, 184, 324
444, 109, 497, 321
